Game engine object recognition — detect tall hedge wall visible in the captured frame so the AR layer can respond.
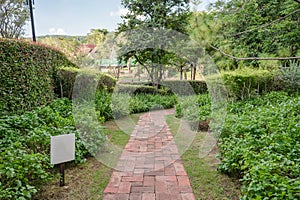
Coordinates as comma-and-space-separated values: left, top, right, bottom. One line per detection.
0, 39, 77, 115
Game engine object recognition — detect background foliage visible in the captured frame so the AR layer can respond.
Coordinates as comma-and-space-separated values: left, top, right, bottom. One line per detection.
190, 0, 300, 70
118, 0, 191, 85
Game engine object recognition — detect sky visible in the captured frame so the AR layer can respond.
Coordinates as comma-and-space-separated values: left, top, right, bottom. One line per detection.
24, 0, 216, 37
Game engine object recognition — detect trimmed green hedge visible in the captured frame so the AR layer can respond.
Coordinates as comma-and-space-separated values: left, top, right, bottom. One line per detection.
114, 84, 161, 95
116, 80, 208, 95
162, 80, 208, 95
206, 68, 280, 100
0, 39, 77, 115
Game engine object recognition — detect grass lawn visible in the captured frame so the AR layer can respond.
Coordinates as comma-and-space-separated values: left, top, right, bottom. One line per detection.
166, 114, 241, 200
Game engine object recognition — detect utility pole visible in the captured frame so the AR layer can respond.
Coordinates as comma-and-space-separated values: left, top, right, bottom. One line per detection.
28, 0, 36, 42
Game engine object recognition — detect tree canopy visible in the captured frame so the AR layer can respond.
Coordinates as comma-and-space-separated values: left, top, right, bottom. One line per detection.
85, 29, 108, 46
0, 0, 29, 38
117, 0, 191, 84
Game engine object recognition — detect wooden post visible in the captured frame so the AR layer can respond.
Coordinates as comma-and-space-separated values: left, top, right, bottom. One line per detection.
60, 163, 65, 187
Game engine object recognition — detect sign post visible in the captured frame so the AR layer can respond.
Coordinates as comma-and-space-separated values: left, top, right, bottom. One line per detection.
59, 163, 65, 186
50, 134, 75, 187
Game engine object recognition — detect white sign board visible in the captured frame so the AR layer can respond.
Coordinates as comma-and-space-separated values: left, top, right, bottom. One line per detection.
50, 134, 75, 165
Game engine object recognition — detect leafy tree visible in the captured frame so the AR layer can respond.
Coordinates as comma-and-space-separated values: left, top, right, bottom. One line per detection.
85, 28, 108, 45
117, 0, 191, 85
95, 32, 116, 59
0, 0, 29, 38
190, 0, 300, 70
38, 36, 81, 60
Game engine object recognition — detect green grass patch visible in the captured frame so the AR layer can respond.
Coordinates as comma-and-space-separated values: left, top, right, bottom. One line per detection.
166, 114, 240, 199
103, 113, 141, 147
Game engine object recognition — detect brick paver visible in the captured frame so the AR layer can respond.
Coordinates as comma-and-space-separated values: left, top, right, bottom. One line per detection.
103, 109, 195, 200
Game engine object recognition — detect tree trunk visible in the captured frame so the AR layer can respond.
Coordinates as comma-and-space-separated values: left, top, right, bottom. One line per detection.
193, 64, 196, 80
117, 66, 120, 79
180, 65, 183, 80
190, 64, 193, 80
60, 80, 63, 98
127, 58, 131, 73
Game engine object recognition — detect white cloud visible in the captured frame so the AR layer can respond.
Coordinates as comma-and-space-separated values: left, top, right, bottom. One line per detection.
49, 28, 67, 35
110, 8, 128, 17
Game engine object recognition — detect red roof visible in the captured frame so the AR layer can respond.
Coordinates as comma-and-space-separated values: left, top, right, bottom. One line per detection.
76, 44, 97, 56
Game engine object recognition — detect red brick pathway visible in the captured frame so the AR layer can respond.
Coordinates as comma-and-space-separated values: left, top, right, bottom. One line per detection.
103, 109, 195, 200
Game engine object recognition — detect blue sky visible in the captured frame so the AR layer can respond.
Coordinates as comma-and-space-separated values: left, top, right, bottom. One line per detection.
24, 0, 215, 37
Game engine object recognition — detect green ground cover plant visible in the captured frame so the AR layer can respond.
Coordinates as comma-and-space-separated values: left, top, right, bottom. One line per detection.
219, 92, 300, 199
184, 92, 300, 199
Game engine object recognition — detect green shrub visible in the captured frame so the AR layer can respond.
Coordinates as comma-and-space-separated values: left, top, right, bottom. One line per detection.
56, 67, 78, 99
129, 94, 177, 113
206, 68, 280, 101
279, 60, 300, 92
111, 93, 131, 119
115, 84, 171, 95
115, 84, 158, 94
162, 80, 208, 95
95, 90, 113, 121
175, 94, 211, 130
97, 73, 117, 93
72, 102, 106, 156
106, 93, 178, 119
0, 39, 77, 115
116, 80, 207, 95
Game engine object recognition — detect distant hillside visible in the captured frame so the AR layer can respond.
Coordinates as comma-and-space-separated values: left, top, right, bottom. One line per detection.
37, 35, 86, 41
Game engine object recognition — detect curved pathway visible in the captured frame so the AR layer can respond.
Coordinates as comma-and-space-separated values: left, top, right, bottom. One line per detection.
103, 109, 195, 200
